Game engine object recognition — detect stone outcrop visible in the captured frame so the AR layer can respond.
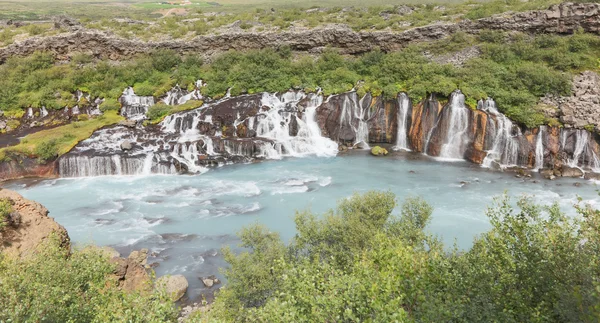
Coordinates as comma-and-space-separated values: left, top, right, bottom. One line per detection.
0, 188, 69, 258
0, 156, 58, 182
156, 275, 189, 301
541, 71, 600, 130
0, 3, 598, 62
110, 249, 152, 293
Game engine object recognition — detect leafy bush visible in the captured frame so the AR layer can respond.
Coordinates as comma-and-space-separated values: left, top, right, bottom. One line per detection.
34, 139, 58, 163
0, 236, 179, 322
194, 191, 600, 322
0, 198, 12, 232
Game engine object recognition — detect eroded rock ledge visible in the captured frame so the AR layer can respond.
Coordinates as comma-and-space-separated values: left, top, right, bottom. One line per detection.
0, 188, 69, 258
0, 2, 598, 62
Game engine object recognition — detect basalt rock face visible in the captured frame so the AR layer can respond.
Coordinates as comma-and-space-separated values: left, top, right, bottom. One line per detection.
1, 3, 598, 62
0, 156, 58, 181
0, 189, 70, 258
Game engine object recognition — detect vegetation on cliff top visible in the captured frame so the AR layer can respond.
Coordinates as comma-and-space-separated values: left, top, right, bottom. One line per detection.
190, 191, 600, 322
1, 30, 598, 129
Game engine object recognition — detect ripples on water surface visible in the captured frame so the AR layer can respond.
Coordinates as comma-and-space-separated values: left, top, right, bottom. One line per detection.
6, 152, 600, 300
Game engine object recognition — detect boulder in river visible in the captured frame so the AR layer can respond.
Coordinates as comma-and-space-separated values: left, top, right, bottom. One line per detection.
370, 146, 388, 156
200, 275, 221, 288
121, 140, 133, 151
561, 166, 584, 178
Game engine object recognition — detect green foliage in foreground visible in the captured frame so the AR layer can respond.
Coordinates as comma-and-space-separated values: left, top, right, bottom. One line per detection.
0, 235, 179, 322
193, 191, 600, 322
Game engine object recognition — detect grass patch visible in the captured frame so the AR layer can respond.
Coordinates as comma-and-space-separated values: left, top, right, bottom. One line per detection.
0, 111, 123, 163
146, 100, 204, 124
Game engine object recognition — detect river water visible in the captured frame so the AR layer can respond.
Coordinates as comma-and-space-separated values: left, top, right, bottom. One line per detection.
6, 152, 600, 300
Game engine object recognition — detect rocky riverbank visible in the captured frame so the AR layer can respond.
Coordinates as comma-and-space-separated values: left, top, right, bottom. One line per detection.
0, 188, 201, 314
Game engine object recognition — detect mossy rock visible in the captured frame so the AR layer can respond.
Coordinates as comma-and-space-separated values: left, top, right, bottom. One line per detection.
371, 146, 388, 156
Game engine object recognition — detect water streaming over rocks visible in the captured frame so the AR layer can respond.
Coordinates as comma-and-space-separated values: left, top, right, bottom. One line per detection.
480, 99, 521, 168
59, 89, 338, 177
54, 85, 600, 179
394, 93, 411, 151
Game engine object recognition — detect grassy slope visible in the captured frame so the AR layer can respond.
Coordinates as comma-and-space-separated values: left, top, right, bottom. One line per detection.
0, 111, 123, 161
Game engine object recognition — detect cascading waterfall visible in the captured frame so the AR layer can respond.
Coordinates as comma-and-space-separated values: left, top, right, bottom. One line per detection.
481, 99, 520, 168
534, 126, 545, 171
339, 93, 370, 148
438, 91, 469, 159
256, 92, 338, 157
57, 84, 600, 178
394, 93, 410, 151
162, 81, 203, 105
120, 87, 155, 120
566, 130, 600, 172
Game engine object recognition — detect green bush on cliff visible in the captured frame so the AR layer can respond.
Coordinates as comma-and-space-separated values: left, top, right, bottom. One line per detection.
0, 236, 179, 322
0, 198, 12, 232
192, 191, 600, 322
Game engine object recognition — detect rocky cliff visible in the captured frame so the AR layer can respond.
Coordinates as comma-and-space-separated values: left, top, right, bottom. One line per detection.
0, 2, 598, 62
46, 81, 600, 181
0, 188, 70, 258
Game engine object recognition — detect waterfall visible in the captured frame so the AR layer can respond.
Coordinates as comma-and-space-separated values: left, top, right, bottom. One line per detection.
58, 154, 176, 177
120, 87, 155, 120
567, 130, 600, 172
256, 92, 338, 157
438, 91, 469, 159
481, 99, 520, 168
162, 82, 202, 106
40, 107, 48, 118
394, 93, 411, 151
339, 93, 369, 148
534, 126, 545, 171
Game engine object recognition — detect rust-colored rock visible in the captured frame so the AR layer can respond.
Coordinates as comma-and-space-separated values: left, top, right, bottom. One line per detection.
0, 189, 69, 258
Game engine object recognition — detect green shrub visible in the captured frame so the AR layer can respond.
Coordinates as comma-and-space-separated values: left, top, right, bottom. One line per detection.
194, 191, 600, 323
34, 139, 58, 163
0, 236, 179, 322
0, 198, 12, 232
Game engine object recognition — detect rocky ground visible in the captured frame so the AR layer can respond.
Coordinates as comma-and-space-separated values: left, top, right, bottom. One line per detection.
0, 3, 598, 63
